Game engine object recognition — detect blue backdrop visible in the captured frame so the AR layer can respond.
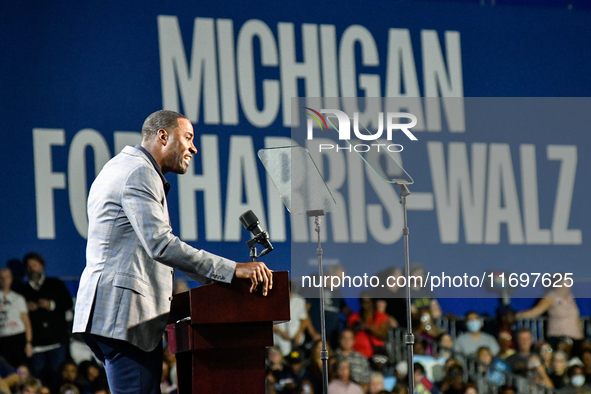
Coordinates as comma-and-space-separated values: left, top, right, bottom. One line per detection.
2, 0, 590, 315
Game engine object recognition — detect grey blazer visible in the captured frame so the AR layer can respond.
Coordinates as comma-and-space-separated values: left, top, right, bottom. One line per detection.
73, 146, 236, 352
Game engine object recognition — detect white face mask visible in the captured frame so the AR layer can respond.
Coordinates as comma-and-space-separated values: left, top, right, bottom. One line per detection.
572, 375, 585, 387
467, 319, 482, 333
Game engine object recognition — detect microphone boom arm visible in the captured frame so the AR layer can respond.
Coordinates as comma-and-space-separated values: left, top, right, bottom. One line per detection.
246, 231, 273, 261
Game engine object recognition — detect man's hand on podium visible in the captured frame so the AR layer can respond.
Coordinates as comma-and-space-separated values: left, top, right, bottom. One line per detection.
235, 262, 273, 296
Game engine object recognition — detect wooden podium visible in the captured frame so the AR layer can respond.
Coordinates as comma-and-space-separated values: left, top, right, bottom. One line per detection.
166, 271, 290, 394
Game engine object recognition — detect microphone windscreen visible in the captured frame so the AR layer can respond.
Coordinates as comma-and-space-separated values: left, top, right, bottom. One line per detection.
239, 210, 259, 231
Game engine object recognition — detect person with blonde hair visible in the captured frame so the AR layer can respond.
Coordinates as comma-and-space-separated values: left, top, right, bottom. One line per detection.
368, 372, 385, 394
59, 383, 80, 394
18, 377, 41, 394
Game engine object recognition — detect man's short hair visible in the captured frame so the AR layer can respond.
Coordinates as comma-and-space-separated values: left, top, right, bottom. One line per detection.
267, 345, 282, 356
465, 310, 479, 319
141, 110, 188, 139
516, 327, 532, 337
23, 252, 45, 268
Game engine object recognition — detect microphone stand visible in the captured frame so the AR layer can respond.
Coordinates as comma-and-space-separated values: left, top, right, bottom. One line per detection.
395, 181, 414, 394
307, 209, 329, 394
246, 232, 272, 262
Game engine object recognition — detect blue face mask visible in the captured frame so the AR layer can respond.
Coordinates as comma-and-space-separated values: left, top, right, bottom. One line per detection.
572, 375, 585, 387
467, 319, 482, 333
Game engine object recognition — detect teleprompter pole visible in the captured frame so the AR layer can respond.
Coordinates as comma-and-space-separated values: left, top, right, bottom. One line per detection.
396, 181, 414, 394
307, 209, 329, 394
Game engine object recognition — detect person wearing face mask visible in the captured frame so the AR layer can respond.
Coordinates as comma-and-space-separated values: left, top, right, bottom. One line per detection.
18, 253, 73, 387
454, 311, 500, 357
526, 354, 554, 389
559, 365, 591, 394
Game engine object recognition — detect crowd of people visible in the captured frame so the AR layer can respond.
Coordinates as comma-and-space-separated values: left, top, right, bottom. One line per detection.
1, 254, 588, 394
266, 264, 590, 394
0, 253, 183, 394
0, 254, 112, 394
0, 253, 176, 394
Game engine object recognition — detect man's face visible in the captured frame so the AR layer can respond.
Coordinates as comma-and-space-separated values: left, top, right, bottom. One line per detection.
0, 271, 11, 290
162, 118, 197, 174
62, 364, 77, 381
26, 259, 44, 281
518, 332, 532, 353
17, 365, 30, 380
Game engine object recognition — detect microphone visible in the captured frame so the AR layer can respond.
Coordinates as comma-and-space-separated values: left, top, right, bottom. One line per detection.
240, 210, 273, 257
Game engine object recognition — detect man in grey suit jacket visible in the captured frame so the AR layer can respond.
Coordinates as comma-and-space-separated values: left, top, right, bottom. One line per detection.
73, 110, 272, 394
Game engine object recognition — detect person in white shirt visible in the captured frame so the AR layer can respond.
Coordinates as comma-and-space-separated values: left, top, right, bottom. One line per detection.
0, 268, 33, 368
273, 289, 310, 356
454, 311, 500, 356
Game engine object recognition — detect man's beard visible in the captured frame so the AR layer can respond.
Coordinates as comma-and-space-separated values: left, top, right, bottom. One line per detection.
172, 153, 188, 174
28, 271, 43, 282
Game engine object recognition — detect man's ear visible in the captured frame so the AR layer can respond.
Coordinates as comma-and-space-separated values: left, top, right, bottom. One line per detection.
157, 129, 168, 145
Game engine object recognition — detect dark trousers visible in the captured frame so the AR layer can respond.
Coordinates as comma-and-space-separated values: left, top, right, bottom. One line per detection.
82, 333, 163, 394
30, 343, 67, 387
0, 332, 27, 369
